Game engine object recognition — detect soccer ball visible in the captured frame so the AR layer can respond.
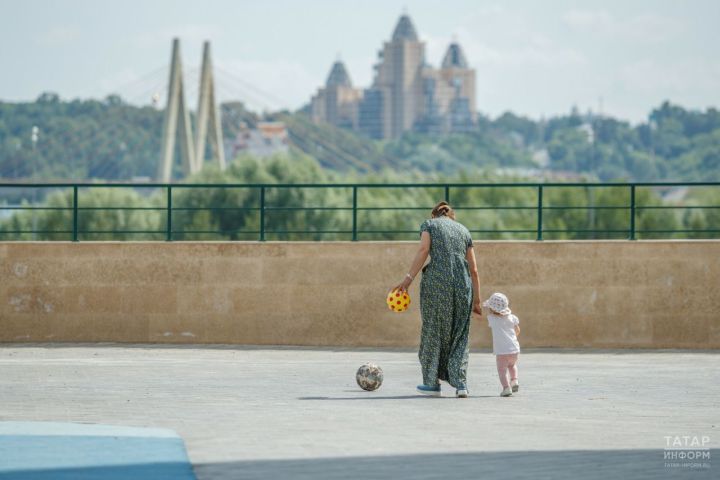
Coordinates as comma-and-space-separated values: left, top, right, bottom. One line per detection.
356, 363, 384, 391
386, 288, 411, 312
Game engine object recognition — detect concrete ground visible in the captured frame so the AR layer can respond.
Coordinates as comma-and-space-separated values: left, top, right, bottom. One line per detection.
0, 345, 716, 479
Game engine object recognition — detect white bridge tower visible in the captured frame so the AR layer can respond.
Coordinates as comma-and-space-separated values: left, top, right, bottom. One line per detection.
158, 39, 226, 182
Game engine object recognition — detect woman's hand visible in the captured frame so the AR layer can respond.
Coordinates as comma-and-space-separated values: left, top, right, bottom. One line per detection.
392, 275, 412, 294
472, 300, 483, 315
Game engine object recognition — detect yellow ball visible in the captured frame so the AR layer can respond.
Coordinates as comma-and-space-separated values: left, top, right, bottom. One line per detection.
387, 288, 411, 312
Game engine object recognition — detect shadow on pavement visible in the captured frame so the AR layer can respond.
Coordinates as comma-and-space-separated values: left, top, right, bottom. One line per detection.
192, 450, 715, 480
0, 463, 194, 479
2, 449, 713, 480
298, 395, 497, 400
299, 395, 435, 400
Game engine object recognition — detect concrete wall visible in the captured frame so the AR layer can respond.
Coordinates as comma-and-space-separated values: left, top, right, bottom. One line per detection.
1, 241, 718, 348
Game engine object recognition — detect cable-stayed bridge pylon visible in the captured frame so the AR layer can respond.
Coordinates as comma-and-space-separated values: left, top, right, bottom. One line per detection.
158, 38, 225, 182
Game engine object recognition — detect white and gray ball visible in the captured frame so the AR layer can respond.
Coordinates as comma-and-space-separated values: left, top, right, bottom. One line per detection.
356, 363, 384, 391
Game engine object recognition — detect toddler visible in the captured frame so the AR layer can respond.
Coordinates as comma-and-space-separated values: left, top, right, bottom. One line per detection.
483, 292, 520, 397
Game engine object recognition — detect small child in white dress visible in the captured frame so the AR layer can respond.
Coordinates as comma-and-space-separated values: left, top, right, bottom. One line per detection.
483, 292, 520, 397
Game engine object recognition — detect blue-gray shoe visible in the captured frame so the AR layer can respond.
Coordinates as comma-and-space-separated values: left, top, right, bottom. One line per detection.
456, 387, 468, 398
416, 384, 441, 396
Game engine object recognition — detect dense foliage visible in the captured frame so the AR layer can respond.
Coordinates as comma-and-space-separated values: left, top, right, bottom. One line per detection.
1, 94, 718, 182
0, 93, 162, 180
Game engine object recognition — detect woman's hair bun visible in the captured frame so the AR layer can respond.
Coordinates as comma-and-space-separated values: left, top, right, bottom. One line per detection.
431, 201, 454, 218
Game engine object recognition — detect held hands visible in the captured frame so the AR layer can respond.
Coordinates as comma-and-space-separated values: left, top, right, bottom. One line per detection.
472, 300, 483, 315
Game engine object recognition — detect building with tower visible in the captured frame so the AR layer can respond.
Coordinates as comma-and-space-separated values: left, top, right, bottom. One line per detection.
309, 14, 476, 139
310, 60, 363, 130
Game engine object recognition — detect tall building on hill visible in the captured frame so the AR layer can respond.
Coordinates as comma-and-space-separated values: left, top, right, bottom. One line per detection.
310, 60, 363, 130
310, 14, 476, 139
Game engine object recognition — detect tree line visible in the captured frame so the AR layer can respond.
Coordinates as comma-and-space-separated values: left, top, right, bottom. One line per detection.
1, 94, 718, 182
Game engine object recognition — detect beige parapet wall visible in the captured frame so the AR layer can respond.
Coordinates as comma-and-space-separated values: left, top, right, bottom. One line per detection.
1, 241, 718, 348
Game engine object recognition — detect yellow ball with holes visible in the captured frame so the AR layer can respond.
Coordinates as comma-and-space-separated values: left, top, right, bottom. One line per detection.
386, 288, 411, 312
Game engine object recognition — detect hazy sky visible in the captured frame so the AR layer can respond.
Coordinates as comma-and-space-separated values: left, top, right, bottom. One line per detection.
1, 0, 718, 123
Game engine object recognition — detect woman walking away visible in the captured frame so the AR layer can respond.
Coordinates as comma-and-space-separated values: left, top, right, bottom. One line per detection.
392, 201, 481, 398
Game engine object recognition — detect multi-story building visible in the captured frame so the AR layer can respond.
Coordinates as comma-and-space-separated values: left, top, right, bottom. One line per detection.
309, 61, 363, 130
310, 14, 476, 139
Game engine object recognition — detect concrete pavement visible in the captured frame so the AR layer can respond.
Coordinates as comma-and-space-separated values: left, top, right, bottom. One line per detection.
0, 345, 716, 479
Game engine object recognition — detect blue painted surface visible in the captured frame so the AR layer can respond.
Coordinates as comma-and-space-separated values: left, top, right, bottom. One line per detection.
0, 422, 195, 480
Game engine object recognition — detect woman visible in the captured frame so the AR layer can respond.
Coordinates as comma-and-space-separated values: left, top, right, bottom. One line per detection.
392, 201, 481, 398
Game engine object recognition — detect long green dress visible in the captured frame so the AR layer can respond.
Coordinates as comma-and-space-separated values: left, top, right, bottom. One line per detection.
418, 216, 474, 389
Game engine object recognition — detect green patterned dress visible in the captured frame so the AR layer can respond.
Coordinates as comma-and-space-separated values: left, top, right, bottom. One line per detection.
418, 216, 474, 389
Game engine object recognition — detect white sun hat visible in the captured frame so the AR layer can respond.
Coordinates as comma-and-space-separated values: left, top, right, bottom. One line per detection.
482, 292, 512, 316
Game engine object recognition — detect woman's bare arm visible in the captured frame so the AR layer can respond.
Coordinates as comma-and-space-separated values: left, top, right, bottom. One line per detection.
393, 231, 431, 293
515, 325, 521, 336
466, 246, 482, 314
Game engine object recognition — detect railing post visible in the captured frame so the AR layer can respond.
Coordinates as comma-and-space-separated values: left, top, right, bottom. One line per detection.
352, 186, 358, 241
444, 185, 450, 203
536, 185, 543, 241
72, 185, 78, 242
166, 186, 172, 241
629, 184, 636, 240
260, 186, 266, 242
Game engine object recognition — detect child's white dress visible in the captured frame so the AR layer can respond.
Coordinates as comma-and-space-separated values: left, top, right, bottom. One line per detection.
487, 314, 520, 355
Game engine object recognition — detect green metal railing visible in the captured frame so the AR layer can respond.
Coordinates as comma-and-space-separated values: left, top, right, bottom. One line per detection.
0, 182, 719, 241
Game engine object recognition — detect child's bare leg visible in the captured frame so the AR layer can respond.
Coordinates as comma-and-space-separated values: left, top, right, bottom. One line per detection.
508, 354, 519, 391
508, 354, 518, 383
495, 355, 510, 388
